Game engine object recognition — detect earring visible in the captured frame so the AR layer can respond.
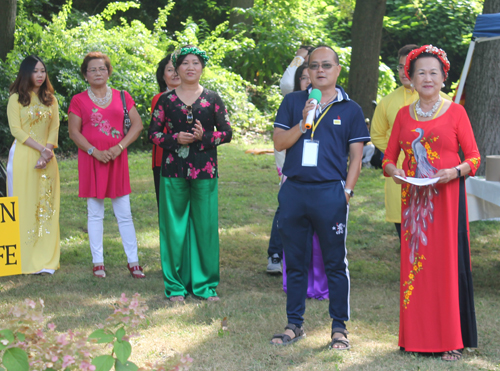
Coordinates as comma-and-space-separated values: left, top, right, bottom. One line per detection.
85, 78, 88, 82
410, 83, 414, 88
442, 83, 445, 88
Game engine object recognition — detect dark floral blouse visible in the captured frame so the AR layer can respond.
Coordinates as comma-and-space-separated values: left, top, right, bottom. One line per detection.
148, 88, 232, 180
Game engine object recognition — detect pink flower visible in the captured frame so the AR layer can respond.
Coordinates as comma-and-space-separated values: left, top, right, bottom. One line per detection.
90, 112, 103, 123
200, 98, 210, 107
181, 106, 188, 115
202, 162, 215, 176
52, 356, 58, 362
173, 133, 179, 140
100, 120, 112, 134
120, 293, 128, 303
48, 323, 56, 331
215, 104, 220, 112
26, 299, 36, 309
169, 94, 177, 102
80, 361, 96, 371
57, 334, 69, 346
157, 106, 165, 122
62, 355, 75, 368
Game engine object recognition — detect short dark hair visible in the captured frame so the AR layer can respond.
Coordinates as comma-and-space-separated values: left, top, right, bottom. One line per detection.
10, 55, 55, 107
408, 53, 447, 80
156, 54, 172, 93
81, 51, 112, 79
174, 45, 206, 70
398, 44, 419, 59
309, 45, 340, 65
293, 64, 308, 92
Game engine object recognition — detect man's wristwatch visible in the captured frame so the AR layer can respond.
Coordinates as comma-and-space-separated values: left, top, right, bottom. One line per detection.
87, 146, 95, 155
344, 188, 354, 197
455, 166, 461, 178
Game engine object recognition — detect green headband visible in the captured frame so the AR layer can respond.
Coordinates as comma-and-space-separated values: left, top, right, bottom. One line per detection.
171, 47, 209, 67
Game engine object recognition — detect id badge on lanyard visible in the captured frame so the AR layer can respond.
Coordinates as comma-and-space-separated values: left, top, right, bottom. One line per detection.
300, 104, 332, 168
302, 140, 319, 167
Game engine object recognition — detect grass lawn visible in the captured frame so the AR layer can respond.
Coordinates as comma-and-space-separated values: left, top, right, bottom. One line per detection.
1, 142, 500, 370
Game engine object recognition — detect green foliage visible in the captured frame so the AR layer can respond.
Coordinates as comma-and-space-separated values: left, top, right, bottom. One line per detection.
226, 0, 335, 85
382, 0, 483, 86
0, 0, 278, 155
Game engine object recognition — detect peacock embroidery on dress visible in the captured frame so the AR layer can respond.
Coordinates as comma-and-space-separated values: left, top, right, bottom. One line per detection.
402, 128, 439, 264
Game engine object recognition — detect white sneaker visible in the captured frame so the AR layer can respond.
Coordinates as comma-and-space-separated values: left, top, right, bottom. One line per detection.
267, 253, 282, 274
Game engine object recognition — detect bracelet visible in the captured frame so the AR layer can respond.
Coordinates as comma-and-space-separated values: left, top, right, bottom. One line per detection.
299, 120, 307, 134
454, 166, 461, 178
118, 143, 124, 151
41, 147, 48, 154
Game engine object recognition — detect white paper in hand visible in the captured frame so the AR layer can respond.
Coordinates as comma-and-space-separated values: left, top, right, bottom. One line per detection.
395, 176, 440, 186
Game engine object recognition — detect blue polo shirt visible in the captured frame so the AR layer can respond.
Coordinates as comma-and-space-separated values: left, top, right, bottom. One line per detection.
274, 85, 370, 182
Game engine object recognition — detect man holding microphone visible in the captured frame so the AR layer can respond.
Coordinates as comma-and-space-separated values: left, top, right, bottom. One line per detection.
270, 46, 369, 349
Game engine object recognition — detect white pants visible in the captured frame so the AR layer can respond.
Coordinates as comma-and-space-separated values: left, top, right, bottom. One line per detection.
87, 195, 139, 264
362, 143, 375, 164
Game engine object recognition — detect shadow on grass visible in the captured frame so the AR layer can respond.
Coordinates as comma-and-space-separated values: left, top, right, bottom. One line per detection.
2, 146, 500, 370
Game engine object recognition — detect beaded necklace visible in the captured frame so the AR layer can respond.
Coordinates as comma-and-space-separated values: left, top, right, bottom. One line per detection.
87, 86, 112, 106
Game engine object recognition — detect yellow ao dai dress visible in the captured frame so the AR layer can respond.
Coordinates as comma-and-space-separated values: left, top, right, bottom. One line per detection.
7, 93, 60, 274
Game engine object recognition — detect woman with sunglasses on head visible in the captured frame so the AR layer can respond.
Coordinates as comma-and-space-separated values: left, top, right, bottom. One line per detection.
149, 45, 232, 302
68, 51, 145, 279
6, 55, 60, 275
151, 54, 181, 206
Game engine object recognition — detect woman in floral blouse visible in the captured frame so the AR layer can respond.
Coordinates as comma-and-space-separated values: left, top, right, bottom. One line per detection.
149, 45, 232, 302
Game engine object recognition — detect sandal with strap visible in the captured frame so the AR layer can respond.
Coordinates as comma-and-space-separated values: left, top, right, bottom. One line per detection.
329, 327, 351, 350
442, 349, 462, 361
93, 265, 106, 278
127, 263, 146, 279
270, 323, 306, 346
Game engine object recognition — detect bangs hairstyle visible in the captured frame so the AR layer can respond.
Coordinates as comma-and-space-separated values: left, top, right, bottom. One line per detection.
10, 55, 54, 107
80, 51, 112, 79
175, 45, 206, 70
156, 54, 172, 93
408, 52, 447, 80
293, 64, 309, 92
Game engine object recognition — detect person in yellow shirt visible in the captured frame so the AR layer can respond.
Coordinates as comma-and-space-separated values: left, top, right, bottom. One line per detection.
371, 45, 450, 240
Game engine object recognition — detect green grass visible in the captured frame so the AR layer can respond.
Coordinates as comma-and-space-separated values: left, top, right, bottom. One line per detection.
1, 143, 500, 370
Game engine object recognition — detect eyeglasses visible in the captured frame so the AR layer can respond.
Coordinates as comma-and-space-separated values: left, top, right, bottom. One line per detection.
186, 105, 193, 124
87, 67, 108, 74
309, 63, 339, 70
300, 76, 310, 81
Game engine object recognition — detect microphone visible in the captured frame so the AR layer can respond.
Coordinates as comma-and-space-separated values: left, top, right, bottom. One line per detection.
304, 89, 322, 129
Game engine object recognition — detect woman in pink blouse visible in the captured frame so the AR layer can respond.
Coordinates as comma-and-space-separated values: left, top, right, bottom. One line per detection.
68, 51, 145, 279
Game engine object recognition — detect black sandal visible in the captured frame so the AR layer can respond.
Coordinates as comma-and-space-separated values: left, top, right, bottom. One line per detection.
329, 327, 351, 350
442, 349, 462, 361
270, 324, 305, 346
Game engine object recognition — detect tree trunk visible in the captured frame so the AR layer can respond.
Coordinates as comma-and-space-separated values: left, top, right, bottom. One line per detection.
0, 0, 17, 61
347, 0, 386, 120
464, 0, 500, 175
229, 0, 254, 30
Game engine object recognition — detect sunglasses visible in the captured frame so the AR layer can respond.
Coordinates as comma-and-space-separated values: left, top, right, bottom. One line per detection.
308, 63, 338, 70
186, 105, 193, 124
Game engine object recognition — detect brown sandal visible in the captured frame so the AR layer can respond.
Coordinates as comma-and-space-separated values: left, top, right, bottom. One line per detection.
270, 324, 305, 346
329, 327, 351, 350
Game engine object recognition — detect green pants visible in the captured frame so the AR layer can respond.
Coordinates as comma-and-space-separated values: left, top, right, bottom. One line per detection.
159, 176, 219, 299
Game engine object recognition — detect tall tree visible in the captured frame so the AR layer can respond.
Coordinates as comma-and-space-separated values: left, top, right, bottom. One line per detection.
0, 0, 17, 61
347, 0, 386, 119
464, 0, 500, 175
229, 0, 254, 30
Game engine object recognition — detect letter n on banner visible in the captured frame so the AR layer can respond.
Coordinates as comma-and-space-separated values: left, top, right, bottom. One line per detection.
0, 197, 22, 276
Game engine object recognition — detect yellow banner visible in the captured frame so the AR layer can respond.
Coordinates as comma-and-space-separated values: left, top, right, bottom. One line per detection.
0, 197, 22, 276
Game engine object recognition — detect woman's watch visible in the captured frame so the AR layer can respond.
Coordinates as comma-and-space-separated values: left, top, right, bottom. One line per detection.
344, 188, 354, 197
455, 166, 461, 178
87, 146, 95, 155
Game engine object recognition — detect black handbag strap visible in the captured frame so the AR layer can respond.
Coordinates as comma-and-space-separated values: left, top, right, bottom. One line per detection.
120, 90, 129, 114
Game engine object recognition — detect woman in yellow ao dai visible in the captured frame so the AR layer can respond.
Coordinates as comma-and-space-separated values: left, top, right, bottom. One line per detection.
7, 55, 60, 275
